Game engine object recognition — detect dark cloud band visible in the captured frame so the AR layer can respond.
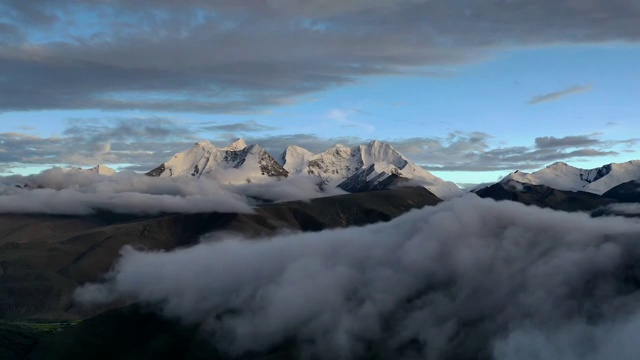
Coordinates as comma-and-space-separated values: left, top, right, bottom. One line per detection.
0, 1, 638, 112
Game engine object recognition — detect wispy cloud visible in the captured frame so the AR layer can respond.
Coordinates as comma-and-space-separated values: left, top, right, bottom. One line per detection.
528, 84, 593, 105
201, 120, 277, 133
327, 109, 375, 132
534, 135, 601, 149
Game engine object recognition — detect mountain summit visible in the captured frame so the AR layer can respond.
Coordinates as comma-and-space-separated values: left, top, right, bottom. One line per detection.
146, 139, 288, 181
87, 164, 116, 176
499, 160, 640, 195
144, 139, 462, 199
281, 140, 462, 199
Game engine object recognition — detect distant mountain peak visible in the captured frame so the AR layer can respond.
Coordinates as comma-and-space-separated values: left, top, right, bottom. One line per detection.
331, 143, 350, 149
225, 138, 248, 151
547, 161, 572, 168
88, 164, 116, 176
280, 145, 314, 173
497, 160, 640, 195
300, 140, 461, 199
146, 139, 287, 180
194, 140, 216, 148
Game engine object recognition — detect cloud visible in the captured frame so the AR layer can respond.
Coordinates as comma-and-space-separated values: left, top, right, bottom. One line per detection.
602, 203, 640, 216
1, 2, 638, 112
0, 22, 24, 44
535, 135, 601, 149
495, 311, 640, 360
1, 121, 638, 174
76, 195, 640, 359
528, 84, 594, 105
0, 169, 253, 215
0, 119, 197, 169
0, 167, 345, 215
63, 118, 194, 141
201, 120, 277, 133
390, 132, 629, 172
327, 109, 375, 132
245, 133, 361, 155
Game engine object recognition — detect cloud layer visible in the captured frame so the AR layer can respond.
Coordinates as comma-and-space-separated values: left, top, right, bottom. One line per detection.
77, 195, 640, 359
1, 1, 639, 112
0, 168, 344, 215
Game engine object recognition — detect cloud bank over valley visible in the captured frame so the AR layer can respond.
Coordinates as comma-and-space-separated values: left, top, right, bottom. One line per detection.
77, 196, 640, 359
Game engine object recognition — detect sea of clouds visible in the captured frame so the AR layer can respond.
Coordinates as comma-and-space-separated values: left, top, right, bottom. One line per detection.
76, 195, 640, 360
0, 168, 346, 215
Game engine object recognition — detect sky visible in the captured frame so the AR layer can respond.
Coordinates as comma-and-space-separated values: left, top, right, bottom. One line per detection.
0, 0, 639, 185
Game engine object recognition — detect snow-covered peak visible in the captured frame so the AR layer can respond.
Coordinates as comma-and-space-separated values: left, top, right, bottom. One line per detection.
304, 140, 411, 184
280, 145, 314, 173
500, 160, 640, 194
503, 162, 593, 190
146, 140, 287, 181
583, 160, 640, 194
144, 138, 463, 199
367, 162, 401, 179
359, 141, 409, 169
193, 140, 217, 149
331, 143, 350, 149
547, 161, 570, 168
87, 164, 116, 176
225, 138, 248, 151
337, 162, 403, 193
302, 140, 462, 199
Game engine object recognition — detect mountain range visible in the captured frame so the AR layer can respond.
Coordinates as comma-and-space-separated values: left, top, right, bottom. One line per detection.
7, 142, 640, 359
472, 161, 640, 215
143, 138, 463, 199
496, 161, 640, 195
76, 139, 640, 204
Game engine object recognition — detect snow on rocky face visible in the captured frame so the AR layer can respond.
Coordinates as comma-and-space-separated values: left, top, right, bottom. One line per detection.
282, 140, 463, 199
499, 160, 640, 195
87, 164, 116, 176
337, 163, 405, 193
146, 139, 288, 182
279, 145, 315, 174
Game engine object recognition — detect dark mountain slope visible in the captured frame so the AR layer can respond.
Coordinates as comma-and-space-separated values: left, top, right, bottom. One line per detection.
474, 181, 616, 212
603, 180, 640, 203
0, 187, 441, 320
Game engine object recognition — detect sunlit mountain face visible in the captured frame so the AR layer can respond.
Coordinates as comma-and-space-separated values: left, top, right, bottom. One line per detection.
1, 1, 640, 359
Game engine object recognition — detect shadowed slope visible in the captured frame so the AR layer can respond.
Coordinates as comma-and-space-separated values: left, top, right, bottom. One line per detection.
0, 187, 440, 320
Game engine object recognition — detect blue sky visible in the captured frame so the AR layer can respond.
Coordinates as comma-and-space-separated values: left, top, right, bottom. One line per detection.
1, 1, 639, 185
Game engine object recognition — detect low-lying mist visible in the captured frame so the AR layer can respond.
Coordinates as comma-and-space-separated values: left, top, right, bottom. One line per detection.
0, 168, 345, 215
76, 195, 640, 360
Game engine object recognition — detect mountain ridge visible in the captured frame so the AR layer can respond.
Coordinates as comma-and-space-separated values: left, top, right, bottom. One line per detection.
492, 160, 640, 195
281, 140, 462, 199
144, 139, 463, 199
145, 139, 288, 181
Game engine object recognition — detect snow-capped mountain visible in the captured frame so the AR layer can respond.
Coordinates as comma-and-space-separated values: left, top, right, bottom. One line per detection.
497, 160, 640, 195
282, 140, 463, 199
146, 139, 288, 181
86, 164, 116, 176
279, 145, 314, 174
337, 163, 407, 193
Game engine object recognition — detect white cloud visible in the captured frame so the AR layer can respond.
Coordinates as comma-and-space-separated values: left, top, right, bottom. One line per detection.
76, 195, 640, 359
327, 109, 375, 133
0, 168, 345, 215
